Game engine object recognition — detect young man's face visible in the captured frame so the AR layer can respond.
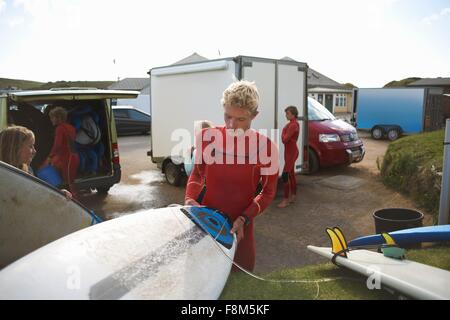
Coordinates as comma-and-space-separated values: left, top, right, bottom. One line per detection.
224, 104, 258, 133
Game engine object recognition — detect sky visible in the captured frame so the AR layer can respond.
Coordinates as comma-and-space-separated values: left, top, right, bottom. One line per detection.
0, 0, 449, 87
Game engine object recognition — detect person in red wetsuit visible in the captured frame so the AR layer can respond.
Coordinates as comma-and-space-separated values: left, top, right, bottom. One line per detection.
185, 80, 279, 272
49, 107, 80, 197
277, 106, 300, 208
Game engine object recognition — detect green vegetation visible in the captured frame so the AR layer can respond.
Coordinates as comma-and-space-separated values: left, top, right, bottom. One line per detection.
36, 80, 114, 90
343, 83, 357, 89
220, 245, 450, 300
380, 130, 445, 221
0, 78, 43, 90
383, 77, 421, 88
0, 77, 114, 90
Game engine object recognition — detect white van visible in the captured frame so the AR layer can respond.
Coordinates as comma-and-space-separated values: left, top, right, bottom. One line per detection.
147, 56, 309, 185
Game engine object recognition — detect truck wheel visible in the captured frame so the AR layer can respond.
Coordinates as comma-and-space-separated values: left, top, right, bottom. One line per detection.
165, 161, 183, 186
97, 186, 111, 195
387, 128, 400, 141
371, 127, 383, 140
307, 149, 319, 174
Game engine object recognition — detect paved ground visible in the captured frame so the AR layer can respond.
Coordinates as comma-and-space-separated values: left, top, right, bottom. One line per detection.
78, 131, 433, 274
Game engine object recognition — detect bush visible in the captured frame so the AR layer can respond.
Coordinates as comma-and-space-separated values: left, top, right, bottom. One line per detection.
381, 130, 445, 222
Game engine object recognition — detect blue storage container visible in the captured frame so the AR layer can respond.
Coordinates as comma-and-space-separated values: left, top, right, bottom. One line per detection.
36, 164, 63, 187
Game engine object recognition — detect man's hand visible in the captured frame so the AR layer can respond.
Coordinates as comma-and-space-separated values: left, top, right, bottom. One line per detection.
230, 216, 245, 243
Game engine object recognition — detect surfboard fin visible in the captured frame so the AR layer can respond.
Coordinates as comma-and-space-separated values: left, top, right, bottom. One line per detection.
326, 227, 348, 258
381, 232, 397, 246
381, 233, 405, 260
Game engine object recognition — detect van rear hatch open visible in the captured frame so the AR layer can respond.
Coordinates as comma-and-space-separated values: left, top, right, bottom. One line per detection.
4, 89, 139, 193
8, 89, 139, 102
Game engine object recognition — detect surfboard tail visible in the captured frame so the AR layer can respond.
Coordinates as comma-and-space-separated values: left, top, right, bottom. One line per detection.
326, 227, 348, 258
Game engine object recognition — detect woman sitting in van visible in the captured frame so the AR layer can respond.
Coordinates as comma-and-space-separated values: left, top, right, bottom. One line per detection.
48, 107, 80, 197
0, 125, 72, 199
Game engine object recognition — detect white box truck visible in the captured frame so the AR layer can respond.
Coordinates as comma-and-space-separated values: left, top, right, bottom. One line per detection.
147, 56, 308, 185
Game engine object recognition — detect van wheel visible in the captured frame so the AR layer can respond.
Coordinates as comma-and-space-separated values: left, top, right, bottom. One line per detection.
165, 161, 183, 186
307, 149, 319, 174
371, 127, 383, 140
387, 128, 400, 141
97, 186, 111, 194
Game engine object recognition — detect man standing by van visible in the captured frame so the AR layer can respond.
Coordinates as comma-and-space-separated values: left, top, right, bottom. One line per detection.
185, 80, 279, 272
277, 106, 300, 208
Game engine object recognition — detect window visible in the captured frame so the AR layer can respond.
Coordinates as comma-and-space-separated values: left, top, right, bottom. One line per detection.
113, 109, 129, 118
308, 98, 336, 121
334, 94, 347, 107
318, 94, 323, 104
129, 110, 150, 121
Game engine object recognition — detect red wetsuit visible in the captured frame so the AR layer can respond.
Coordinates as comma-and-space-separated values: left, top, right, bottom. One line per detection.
281, 118, 300, 198
185, 126, 279, 272
50, 123, 80, 192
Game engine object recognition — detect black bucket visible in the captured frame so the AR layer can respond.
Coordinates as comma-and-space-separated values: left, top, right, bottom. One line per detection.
373, 208, 424, 248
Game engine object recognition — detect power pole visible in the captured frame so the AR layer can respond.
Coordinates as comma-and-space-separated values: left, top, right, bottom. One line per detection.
438, 118, 450, 225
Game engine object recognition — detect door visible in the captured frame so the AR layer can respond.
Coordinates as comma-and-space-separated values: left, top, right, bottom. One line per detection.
128, 109, 151, 133
325, 94, 333, 113
0, 96, 7, 130
113, 109, 132, 135
241, 58, 307, 174
277, 62, 307, 174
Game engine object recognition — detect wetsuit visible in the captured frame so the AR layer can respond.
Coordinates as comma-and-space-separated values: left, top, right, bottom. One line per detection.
185, 126, 279, 272
281, 118, 300, 199
50, 123, 79, 193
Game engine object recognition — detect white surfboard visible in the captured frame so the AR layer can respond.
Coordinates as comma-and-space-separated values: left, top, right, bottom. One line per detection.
0, 206, 236, 300
0, 161, 101, 268
307, 245, 450, 300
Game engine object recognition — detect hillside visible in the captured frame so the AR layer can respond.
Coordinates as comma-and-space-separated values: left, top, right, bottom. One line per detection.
383, 77, 421, 88
0, 78, 114, 90
0, 78, 43, 90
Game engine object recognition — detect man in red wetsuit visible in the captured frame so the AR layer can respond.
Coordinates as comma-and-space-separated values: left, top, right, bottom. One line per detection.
49, 107, 80, 197
185, 80, 279, 272
277, 106, 300, 208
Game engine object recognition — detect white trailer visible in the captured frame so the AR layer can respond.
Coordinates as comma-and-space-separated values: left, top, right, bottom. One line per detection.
147, 56, 308, 185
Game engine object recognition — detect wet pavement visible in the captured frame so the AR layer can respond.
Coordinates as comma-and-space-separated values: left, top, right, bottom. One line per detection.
78, 135, 185, 220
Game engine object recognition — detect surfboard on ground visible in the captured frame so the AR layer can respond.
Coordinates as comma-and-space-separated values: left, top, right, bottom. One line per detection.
307, 227, 450, 300
307, 245, 450, 300
0, 160, 101, 269
0, 206, 237, 300
348, 225, 450, 247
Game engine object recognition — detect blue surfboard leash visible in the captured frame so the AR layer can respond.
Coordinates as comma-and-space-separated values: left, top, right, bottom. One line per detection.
90, 210, 103, 225
177, 205, 361, 299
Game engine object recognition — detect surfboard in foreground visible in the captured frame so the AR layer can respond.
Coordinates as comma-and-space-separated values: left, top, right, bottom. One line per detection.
0, 161, 102, 268
0, 206, 236, 300
348, 225, 450, 247
307, 227, 450, 300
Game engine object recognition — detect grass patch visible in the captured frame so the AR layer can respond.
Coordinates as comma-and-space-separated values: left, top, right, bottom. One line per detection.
380, 130, 445, 221
220, 245, 450, 300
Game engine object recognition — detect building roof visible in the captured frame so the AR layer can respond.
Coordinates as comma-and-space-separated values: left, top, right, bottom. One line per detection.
307, 68, 347, 89
172, 52, 208, 65
408, 78, 450, 87
280, 56, 347, 90
108, 78, 150, 91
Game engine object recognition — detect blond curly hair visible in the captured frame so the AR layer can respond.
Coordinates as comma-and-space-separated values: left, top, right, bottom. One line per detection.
221, 80, 260, 115
49, 107, 68, 122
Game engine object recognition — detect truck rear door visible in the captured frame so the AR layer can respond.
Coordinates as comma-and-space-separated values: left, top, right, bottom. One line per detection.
241, 57, 307, 174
